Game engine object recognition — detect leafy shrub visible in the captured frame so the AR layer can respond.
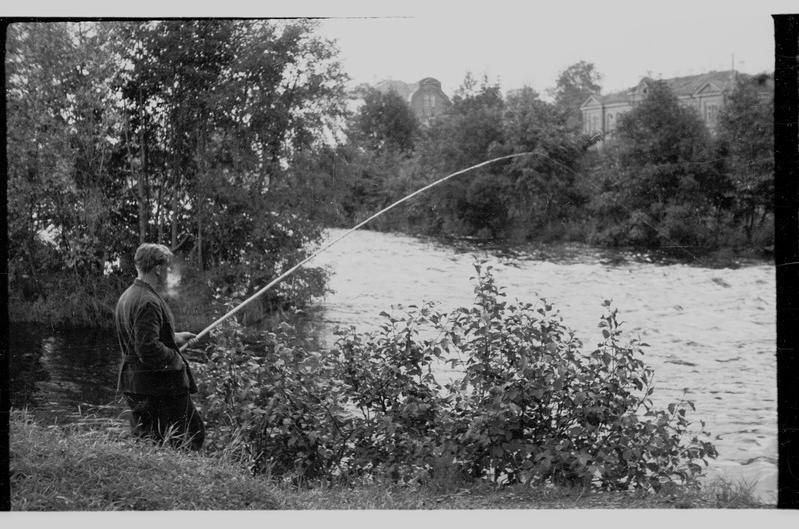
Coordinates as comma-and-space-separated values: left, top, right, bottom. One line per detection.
441, 263, 717, 490
332, 303, 454, 482
658, 203, 714, 248
195, 262, 717, 491
193, 317, 350, 481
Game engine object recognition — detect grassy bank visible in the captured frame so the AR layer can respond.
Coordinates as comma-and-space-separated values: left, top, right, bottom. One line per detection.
9, 412, 767, 511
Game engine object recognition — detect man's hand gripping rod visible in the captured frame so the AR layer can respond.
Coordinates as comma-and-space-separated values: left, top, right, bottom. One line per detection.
180, 151, 536, 351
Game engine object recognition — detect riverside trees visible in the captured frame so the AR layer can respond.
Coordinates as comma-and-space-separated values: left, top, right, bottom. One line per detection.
335, 75, 590, 238
7, 27, 774, 327
7, 20, 348, 325
587, 77, 773, 249
588, 80, 723, 247
329, 66, 773, 251
716, 75, 774, 244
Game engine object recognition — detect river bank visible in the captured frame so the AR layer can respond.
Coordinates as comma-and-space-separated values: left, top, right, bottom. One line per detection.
9, 412, 765, 510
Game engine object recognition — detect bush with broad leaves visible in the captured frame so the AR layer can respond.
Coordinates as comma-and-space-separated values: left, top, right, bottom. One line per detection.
194, 261, 717, 491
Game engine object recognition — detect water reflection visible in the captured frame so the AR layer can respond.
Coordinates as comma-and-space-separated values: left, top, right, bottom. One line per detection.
9, 325, 122, 421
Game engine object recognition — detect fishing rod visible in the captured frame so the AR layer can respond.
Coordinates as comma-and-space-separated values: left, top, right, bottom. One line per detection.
179, 151, 537, 351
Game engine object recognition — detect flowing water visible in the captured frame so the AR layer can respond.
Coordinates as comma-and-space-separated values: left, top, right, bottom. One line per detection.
9, 228, 777, 502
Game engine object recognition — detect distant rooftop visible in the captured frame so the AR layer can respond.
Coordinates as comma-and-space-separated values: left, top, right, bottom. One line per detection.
592, 70, 741, 106
657, 70, 738, 95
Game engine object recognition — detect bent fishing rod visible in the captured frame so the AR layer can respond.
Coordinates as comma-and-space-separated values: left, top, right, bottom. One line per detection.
180, 151, 537, 352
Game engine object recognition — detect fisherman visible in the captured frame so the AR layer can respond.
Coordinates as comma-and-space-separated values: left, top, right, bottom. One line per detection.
114, 243, 205, 450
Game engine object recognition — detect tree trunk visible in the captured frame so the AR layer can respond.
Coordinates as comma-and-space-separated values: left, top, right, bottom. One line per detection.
155, 182, 163, 243
171, 183, 178, 250
137, 89, 148, 244
196, 129, 204, 271
137, 175, 147, 244
197, 195, 203, 271
122, 123, 146, 245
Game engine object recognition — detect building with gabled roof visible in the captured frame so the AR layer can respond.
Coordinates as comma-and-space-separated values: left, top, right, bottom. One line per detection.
580, 70, 752, 141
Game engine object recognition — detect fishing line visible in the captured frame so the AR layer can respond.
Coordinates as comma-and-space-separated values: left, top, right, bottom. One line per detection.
180, 151, 538, 351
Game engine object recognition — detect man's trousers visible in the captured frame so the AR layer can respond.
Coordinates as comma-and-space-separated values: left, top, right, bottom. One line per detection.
124, 392, 205, 451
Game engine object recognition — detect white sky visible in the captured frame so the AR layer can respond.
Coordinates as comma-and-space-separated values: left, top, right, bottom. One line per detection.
8, 0, 798, 96
314, 0, 798, 96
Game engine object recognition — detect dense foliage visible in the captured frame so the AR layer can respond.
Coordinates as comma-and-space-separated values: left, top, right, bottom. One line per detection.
325, 75, 597, 239
7, 21, 347, 325
195, 264, 717, 491
588, 81, 722, 247
8, 19, 773, 328
322, 67, 773, 252
716, 75, 775, 243
352, 87, 420, 153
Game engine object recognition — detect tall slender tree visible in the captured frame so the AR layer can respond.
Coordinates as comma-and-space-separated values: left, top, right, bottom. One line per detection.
716, 74, 774, 242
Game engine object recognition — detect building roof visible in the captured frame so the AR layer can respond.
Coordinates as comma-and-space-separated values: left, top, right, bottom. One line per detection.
659, 70, 737, 96
580, 70, 739, 109
600, 91, 635, 105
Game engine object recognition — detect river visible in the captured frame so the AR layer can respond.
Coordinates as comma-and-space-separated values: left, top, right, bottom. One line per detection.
8, 228, 777, 502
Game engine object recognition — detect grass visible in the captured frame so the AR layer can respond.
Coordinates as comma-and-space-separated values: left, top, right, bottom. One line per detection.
9, 411, 769, 511
10, 412, 285, 510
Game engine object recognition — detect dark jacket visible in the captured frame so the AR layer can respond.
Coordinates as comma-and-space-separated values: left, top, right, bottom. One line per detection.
115, 278, 197, 395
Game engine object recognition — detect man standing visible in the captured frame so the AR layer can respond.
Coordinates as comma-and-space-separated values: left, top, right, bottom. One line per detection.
115, 243, 204, 450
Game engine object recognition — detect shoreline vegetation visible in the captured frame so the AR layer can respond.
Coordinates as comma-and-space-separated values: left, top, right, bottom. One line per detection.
9, 411, 766, 510
7, 228, 773, 330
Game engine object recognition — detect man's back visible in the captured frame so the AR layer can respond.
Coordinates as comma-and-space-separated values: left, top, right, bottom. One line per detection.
115, 279, 193, 395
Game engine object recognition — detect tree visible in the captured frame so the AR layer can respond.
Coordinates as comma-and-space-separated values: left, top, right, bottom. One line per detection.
716, 74, 774, 243
415, 75, 507, 235
111, 20, 239, 266
7, 22, 131, 284
551, 61, 602, 130
501, 86, 590, 233
112, 20, 348, 271
591, 81, 720, 246
7, 20, 349, 324
443, 73, 506, 167
353, 87, 419, 153
7, 22, 79, 285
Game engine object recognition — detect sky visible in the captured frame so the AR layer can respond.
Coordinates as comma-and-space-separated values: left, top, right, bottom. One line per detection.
8, 0, 798, 97
313, 1, 798, 97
